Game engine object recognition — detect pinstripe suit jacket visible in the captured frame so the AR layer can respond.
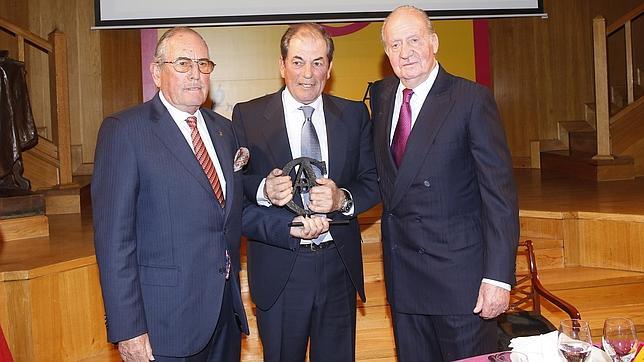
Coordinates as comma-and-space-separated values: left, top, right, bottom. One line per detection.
92, 93, 248, 357
370, 68, 519, 315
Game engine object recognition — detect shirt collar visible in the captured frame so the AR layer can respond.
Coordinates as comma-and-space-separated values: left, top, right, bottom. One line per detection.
281, 88, 323, 114
159, 90, 202, 122
396, 62, 440, 100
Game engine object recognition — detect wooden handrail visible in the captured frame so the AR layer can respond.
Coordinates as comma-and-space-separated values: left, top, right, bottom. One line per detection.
606, 3, 644, 35
590, 2, 642, 161
0, 17, 73, 187
605, 3, 643, 106
0, 16, 52, 54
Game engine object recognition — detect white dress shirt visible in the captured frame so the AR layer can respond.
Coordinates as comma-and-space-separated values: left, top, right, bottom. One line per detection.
159, 91, 226, 199
256, 89, 355, 243
389, 62, 439, 144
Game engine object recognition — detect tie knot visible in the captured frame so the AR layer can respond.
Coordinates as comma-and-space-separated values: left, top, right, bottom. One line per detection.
402, 88, 414, 104
185, 116, 197, 130
299, 105, 315, 121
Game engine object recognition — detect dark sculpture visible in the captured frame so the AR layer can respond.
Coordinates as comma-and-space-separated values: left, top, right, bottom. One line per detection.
0, 51, 38, 191
282, 157, 327, 216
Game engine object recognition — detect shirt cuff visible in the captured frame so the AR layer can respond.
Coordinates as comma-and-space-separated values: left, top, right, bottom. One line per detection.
340, 188, 354, 216
482, 278, 511, 291
256, 178, 272, 207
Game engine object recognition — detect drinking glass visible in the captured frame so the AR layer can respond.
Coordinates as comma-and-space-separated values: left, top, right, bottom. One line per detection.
602, 317, 638, 362
558, 319, 593, 362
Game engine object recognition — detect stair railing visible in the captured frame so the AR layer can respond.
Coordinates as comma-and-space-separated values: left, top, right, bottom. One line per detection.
592, 3, 644, 160
0, 17, 73, 185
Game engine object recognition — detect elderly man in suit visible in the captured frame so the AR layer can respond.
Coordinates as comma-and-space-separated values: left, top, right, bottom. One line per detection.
369, 6, 520, 361
92, 27, 250, 361
233, 23, 379, 362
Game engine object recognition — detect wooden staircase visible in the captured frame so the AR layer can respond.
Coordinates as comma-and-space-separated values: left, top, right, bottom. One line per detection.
0, 17, 81, 219
534, 4, 644, 181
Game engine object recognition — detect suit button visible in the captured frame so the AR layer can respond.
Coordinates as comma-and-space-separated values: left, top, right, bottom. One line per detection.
418, 248, 425, 254
423, 180, 431, 187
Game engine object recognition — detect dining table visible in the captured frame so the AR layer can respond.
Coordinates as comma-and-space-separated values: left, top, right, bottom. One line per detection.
453, 342, 644, 362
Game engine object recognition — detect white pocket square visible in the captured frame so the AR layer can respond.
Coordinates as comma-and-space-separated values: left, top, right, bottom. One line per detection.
233, 147, 250, 172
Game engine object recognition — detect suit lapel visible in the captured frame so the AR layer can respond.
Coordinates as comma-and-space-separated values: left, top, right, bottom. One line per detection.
204, 112, 232, 220
373, 78, 399, 202
322, 95, 347, 179
390, 68, 455, 209
149, 95, 214, 198
260, 93, 294, 166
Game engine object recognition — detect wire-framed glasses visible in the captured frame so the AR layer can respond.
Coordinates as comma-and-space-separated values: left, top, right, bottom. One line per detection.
159, 57, 216, 74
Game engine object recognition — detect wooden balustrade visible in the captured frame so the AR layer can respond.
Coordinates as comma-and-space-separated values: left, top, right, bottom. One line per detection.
606, 2, 644, 107
592, 16, 613, 160
0, 16, 72, 186
591, 3, 643, 161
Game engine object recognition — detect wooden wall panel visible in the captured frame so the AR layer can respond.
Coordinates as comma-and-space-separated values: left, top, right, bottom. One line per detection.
489, 0, 644, 161
488, 0, 593, 159
2, 0, 143, 170
575, 218, 644, 272
100, 29, 142, 120
0, 0, 28, 67
0, 264, 112, 361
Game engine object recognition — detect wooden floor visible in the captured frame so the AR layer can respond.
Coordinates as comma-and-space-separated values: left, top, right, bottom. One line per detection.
515, 169, 644, 215
2, 169, 644, 361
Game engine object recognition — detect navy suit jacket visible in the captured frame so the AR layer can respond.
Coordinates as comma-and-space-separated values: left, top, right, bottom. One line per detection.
370, 68, 519, 315
233, 91, 379, 310
92, 93, 249, 357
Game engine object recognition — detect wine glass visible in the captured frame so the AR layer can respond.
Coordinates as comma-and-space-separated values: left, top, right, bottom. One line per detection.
558, 319, 593, 362
602, 317, 638, 362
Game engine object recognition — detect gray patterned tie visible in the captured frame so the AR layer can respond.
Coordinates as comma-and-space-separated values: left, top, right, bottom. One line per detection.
299, 105, 325, 245
300, 105, 321, 173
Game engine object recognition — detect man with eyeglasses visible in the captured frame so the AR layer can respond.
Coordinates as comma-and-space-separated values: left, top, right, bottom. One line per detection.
93, 26, 265, 361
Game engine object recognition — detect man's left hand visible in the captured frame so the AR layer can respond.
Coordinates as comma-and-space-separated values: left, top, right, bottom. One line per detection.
473, 282, 510, 319
308, 178, 344, 213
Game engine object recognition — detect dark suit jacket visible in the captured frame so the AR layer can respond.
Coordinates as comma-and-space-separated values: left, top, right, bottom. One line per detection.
370, 67, 519, 315
233, 90, 379, 310
92, 93, 249, 357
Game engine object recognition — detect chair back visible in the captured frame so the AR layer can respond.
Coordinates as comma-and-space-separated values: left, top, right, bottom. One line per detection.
508, 240, 581, 319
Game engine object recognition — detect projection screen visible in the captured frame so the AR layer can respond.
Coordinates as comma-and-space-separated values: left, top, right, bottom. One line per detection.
94, 0, 545, 29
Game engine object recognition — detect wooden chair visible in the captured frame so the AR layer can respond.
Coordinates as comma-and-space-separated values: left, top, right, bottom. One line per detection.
497, 239, 581, 350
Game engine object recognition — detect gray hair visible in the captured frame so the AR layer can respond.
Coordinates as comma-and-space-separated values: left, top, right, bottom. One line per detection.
381, 5, 435, 46
153, 27, 207, 63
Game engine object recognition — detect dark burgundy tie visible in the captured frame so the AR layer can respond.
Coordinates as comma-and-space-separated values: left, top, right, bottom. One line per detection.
186, 116, 225, 208
391, 88, 414, 167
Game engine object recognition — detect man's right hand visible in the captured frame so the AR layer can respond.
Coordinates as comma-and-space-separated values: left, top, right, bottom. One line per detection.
289, 215, 329, 239
264, 168, 293, 206
118, 333, 154, 361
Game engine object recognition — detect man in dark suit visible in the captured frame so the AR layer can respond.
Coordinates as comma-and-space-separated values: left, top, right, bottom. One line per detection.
370, 6, 520, 361
92, 27, 250, 361
233, 23, 379, 362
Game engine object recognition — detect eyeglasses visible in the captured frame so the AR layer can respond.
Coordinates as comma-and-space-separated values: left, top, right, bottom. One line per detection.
159, 57, 216, 74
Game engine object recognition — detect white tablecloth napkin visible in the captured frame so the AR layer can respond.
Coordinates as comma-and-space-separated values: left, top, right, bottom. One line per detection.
509, 331, 610, 362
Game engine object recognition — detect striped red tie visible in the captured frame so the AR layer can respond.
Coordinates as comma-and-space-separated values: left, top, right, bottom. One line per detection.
186, 116, 225, 208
